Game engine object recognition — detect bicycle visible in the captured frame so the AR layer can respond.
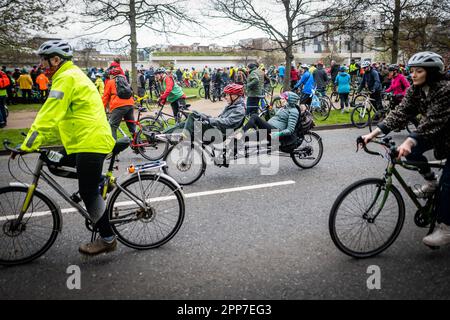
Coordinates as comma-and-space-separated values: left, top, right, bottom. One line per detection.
163, 112, 323, 186
328, 136, 446, 259
0, 139, 185, 266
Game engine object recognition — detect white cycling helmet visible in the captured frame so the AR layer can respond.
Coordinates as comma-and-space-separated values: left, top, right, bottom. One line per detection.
301, 64, 309, 69
37, 40, 73, 59
361, 61, 371, 68
407, 51, 444, 72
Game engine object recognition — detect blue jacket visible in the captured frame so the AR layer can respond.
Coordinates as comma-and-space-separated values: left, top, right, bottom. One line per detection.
294, 71, 315, 95
335, 72, 351, 94
359, 69, 382, 92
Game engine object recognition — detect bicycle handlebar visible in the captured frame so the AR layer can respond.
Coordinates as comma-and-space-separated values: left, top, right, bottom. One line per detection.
356, 136, 398, 159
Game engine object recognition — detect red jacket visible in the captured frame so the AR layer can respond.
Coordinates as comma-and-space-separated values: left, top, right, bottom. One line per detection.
290, 68, 299, 81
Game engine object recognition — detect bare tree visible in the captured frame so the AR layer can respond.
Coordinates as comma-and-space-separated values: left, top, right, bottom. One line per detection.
0, 0, 68, 50
399, 1, 450, 61
365, 0, 429, 63
209, 0, 366, 90
79, 0, 199, 91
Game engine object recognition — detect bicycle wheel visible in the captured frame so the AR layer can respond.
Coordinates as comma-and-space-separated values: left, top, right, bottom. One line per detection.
330, 91, 339, 103
311, 98, 330, 121
108, 174, 185, 249
351, 105, 371, 128
163, 141, 206, 185
136, 116, 169, 160
351, 94, 366, 108
199, 87, 205, 99
329, 178, 405, 258
0, 186, 61, 266
290, 131, 323, 169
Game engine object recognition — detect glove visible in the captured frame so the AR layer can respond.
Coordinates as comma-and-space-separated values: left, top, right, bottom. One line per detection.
271, 131, 282, 138
201, 119, 210, 125
199, 113, 210, 121
158, 97, 166, 105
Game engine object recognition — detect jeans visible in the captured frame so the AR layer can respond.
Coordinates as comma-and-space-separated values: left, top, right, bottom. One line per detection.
204, 85, 210, 100
370, 90, 382, 111
407, 140, 450, 226
339, 93, 349, 109
171, 98, 186, 123
437, 160, 450, 225
59, 152, 114, 237
246, 97, 260, 115
109, 106, 136, 139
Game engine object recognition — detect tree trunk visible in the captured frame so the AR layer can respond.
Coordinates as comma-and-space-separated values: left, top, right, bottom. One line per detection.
391, 0, 401, 63
284, 48, 293, 92
129, 0, 138, 92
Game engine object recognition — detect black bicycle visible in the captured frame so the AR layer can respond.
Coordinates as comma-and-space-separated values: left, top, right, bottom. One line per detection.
329, 136, 446, 259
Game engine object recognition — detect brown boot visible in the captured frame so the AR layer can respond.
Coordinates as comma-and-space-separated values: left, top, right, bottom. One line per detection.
79, 237, 117, 256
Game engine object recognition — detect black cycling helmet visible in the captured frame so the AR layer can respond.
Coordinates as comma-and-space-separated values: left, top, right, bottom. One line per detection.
247, 63, 259, 70
388, 64, 399, 72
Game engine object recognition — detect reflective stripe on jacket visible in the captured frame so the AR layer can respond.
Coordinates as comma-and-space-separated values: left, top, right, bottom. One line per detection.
22, 61, 115, 155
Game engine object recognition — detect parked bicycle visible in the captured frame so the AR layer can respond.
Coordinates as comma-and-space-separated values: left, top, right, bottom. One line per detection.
0, 139, 185, 266
329, 136, 446, 258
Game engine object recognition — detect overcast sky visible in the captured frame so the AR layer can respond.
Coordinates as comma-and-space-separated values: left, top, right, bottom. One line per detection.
49, 0, 297, 52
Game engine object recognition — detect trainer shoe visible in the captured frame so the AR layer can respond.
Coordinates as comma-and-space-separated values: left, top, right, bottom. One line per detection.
79, 237, 117, 256
413, 179, 439, 198
423, 224, 450, 247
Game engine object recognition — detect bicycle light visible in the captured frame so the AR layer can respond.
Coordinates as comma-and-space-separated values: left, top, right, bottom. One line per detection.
127, 165, 135, 174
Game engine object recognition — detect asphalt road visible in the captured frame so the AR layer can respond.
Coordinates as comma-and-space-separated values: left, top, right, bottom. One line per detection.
1, 128, 449, 300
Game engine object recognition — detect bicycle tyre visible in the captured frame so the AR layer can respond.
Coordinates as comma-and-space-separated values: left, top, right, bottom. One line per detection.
108, 174, 185, 249
351, 105, 371, 128
199, 87, 205, 99
309, 97, 329, 122
290, 131, 323, 169
329, 178, 405, 259
0, 186, 61, 266
136, 116, 169, 160
163, 142, 206, 185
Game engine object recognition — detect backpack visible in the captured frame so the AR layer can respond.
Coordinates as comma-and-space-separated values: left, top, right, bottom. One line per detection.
279, 107, 315, 153
115, 75, 132, 99
0, 72, 10, 89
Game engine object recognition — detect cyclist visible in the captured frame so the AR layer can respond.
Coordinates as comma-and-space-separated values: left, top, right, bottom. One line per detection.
164, 83, 246, 140
361, 51, 450, 246
239, 91, 300, 142
246, 62, 265, 115
102, 68, 136, 140
385, 64, 410, 107
358, 60, 383, 113
155, 67, 187, 123
294, 64, 315, 105
313, 62, 328, 97
94, 73, 104, 95
20, 40, 117, 255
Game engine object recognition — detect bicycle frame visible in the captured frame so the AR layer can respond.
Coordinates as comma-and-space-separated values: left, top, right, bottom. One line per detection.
367, 157, 445, 221
14, 154, 155, 230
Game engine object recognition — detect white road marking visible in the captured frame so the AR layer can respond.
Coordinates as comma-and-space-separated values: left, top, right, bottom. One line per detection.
0, 180, 296, 221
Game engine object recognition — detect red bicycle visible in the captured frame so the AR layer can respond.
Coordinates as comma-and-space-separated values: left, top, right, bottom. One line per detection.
109, 106, 169, 161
